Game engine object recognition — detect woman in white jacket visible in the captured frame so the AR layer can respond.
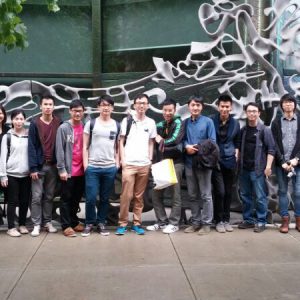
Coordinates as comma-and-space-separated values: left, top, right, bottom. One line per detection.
0, 109, 30, 237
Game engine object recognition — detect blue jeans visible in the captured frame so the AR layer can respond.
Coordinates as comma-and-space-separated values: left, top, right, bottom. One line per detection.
239, 170, 268, 225
276, 166, 300, 217
85, 166, 117, 225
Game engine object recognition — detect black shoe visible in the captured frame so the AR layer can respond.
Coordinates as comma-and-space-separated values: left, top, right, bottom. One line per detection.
254, 224, 266, 233
97, 223, 110, 236
238, 221, 255, 229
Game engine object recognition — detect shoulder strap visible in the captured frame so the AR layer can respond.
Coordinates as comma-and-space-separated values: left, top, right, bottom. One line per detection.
125, 115, 133, 139
6, 133, 11, 162
115, 120, 120, 136
88, 118, 96, 147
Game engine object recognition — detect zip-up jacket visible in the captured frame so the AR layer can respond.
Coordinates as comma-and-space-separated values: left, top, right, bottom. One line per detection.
28, 115, 61, 173
271, 115, 300, 166
56, 120, 84, 176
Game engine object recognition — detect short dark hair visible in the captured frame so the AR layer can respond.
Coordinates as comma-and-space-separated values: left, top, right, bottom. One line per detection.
97, 95, 114, 106
70, 99, 85, 110
280, 94, 297, 111
0, 105, 7, 131
134, 93, 149, 104
244, 102, 261, 112
216, 94, 232, 105
11, 109, 26, 128
161, 98, 177, 109
40, 93, 55, 105
187, 95, 203, 106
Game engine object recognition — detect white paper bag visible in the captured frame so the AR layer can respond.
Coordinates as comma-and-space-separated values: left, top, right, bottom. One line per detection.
151, 159, 178, 190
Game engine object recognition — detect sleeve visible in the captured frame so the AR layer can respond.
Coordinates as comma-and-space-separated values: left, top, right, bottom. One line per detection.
28, 121, 39, 173
233, 121, 241, 149
265, 127, 276, 156
164, 119, 185, 146
0, 135, 8, 180
207, 119, 216, 143
55, 125, 67, 175
271, 122, 284, 164
149, 119, 157, 138
83, 120, 91, 135
120, 118, 127, 136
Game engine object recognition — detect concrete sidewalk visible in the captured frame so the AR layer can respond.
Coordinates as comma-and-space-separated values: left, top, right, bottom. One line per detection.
1, 222, 300, 300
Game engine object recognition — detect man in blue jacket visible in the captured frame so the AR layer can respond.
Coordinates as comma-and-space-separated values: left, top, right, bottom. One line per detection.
211, 95, 240, 233
183, 96, 216, 235
238, 102, 275, 233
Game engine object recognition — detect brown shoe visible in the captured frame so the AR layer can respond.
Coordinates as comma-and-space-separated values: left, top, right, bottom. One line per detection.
73, 223, 85, 232
279, 216, 289, 234
296, 217, 300, 232
63, 227, 76, 237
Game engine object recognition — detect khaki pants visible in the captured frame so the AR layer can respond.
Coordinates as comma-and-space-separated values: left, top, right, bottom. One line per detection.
119, 164, 150, 226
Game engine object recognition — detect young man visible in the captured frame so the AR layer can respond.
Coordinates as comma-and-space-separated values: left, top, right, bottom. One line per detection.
81, 95, 119, 237
146, 99, 184, 234
183, 96, 216, 235
28, 94, 61, 237
116, 94, 157, 235
56, 100, 85, 237
211, 95, 240, 233
238, 102, 275, 233
271, 94, 300, 233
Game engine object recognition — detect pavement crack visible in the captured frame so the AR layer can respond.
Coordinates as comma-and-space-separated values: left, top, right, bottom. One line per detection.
6, 233, 48, 300
169, 235, 198, 300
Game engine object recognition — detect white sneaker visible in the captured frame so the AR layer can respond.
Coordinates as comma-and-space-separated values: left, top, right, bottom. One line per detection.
19, 226, 29, 234
216, 222, 226, 233
31, 225, 41, 237
162, 224, 179, 234
224, 222, 234, 232
7, 228, 21, 237
146, 223, 167, 231
45, 222, 57, 233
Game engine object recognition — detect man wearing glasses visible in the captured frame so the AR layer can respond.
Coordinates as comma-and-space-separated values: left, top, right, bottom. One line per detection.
116, 94, 157, 235
81, 95, 120, 237
238, 102, 275, 233
56, 100, 86, 237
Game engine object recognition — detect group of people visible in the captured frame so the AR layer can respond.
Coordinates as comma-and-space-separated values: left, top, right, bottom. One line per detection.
0, 92, 299, 237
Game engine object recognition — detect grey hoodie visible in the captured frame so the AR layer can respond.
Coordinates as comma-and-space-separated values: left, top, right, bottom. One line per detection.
55, 120, 84, 176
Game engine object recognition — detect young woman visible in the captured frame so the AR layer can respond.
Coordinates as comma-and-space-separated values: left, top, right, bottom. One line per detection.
0, 109, 31, 237
0, 105, 9, 224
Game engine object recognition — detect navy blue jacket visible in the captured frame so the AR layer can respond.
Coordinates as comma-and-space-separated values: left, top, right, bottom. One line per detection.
211, 113, 240, 169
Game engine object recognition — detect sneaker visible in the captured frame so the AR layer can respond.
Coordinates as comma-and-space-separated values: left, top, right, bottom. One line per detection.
97, 223, 110, 236
115, 226, 127, 235
73, 223, 85, 232
146, 223, 167, 231
45, 222, 57, 233
254, 224, 266, 233
184, 225, 201, 233
162, 224, 179, 234
198, 225, 211, 235
131, 225, 145, 235
31, 225, 41, 237
19, 226, 29, 234
63, 227, 77, 237
238, 221, 255, 229
224, 222, 234, 232
81, 225, 93, 237
216, 222, 226, 233
7, 228, 21, 237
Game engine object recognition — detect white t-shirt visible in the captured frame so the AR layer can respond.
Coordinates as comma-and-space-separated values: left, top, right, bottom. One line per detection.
84, 118, 118, 168
121, 115, 157, 166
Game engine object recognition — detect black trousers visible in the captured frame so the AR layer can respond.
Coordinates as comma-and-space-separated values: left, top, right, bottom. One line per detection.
7, 176, 31, 229
60, 176, 85, 230
212, 166, 236, 223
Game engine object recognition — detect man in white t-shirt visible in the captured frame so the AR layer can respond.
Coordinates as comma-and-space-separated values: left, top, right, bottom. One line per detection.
116, 94, 157, 235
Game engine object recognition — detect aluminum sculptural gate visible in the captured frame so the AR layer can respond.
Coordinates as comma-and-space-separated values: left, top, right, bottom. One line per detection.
0, 0, 299, 219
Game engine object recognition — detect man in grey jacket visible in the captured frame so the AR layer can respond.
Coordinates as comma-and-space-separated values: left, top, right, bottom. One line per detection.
56, 100, 85, 237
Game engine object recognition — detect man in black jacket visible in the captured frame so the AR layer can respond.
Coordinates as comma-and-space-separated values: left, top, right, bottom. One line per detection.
271, 94, 300, 233
146, 99, 184, 234
211, 95, 240, 233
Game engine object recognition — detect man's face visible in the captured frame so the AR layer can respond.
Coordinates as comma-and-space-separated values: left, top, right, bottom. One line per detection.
98, 100, 113, 117
134, 96, 149, 114
282, 100, 295, 114
69, 106, 84, 123
188, 100, 203, 118
246, 105, 260, 122
162, 104, 176, 123
40, 98, 54, 116
218, 101, 232, 119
